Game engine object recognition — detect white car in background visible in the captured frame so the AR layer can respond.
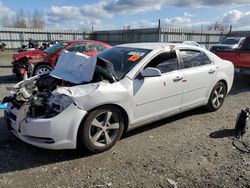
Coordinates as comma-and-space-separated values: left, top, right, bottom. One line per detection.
4, 43, 234, 153
183, 41, 205, 48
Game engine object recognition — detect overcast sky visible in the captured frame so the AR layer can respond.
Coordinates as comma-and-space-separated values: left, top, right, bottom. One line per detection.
1, 0, 250, 31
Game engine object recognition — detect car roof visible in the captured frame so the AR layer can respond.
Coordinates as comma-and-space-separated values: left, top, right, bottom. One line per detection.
116, 42, 201, 50
223, 37, 245, 40
61, 40, 112, 47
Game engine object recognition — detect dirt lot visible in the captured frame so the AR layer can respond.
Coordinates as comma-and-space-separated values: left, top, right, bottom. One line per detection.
0, 50, 249, 188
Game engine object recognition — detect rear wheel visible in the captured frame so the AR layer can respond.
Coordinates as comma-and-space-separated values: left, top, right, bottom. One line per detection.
78, 106, 124, 153
206, 82, 227, 111
34, 65, 52, 76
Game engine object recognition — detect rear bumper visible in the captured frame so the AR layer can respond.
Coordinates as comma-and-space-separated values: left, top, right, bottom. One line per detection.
4, 103, 87, 150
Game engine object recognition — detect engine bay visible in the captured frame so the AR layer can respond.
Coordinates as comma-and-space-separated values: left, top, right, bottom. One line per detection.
4, 56, 115, 119
3, 75, 75, 118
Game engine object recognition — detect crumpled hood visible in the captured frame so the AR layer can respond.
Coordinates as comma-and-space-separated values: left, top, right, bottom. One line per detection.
51, 80, 129, 111
52, 82, 100, 99
13, 49, 45, 60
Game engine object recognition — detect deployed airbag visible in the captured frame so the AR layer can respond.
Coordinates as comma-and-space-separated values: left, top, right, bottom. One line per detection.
50, 50, 97, 84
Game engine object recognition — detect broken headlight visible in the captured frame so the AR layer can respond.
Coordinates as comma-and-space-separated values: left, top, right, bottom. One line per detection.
50, 94, 74, 115
28, 93, 74, 119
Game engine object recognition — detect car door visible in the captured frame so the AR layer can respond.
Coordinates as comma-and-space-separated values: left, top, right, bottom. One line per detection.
178, 49, 217, 109
132, 51, 185, 124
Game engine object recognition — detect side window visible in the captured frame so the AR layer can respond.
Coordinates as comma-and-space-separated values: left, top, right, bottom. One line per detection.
66, 43, 86, 53
202, 52, 212, 65
87, 43, 107, 52
242, 39, 250, 50
145, 51, 178, 74
180, 50, 210, 69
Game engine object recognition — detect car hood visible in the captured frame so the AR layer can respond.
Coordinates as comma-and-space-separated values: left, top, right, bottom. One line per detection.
212, 44, 237, 48
13, 49, 45, 60
50, 50, 96, 84
52, 80, 129, 111
52, 82, 100, 99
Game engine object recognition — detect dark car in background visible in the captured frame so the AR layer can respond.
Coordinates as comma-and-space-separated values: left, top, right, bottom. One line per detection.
12, 40, 112, 78
210, 37, 245, 53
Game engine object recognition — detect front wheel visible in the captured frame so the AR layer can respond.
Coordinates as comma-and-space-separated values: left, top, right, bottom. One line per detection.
34, 65, 52, 76
206, 82, 227, 112
78, 106, 125, 153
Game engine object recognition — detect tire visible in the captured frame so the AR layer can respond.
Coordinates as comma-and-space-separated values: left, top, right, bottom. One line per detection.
34, 65, 52, 76
15, 72, 22, 80
206, 82, 227, 112
78, 106, 125, 153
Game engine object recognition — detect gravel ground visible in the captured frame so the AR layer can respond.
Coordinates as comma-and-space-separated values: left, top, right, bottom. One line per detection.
0, 50, 249, 188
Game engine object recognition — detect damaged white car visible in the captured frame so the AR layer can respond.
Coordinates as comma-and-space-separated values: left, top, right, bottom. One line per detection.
4, 43, 234, 153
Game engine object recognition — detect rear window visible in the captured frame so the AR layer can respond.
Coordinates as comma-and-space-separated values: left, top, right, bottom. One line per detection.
44, 42, 68, 54
221, 38, 240, 45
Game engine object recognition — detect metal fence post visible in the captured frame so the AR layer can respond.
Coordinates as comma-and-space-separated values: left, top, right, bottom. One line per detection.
158, 19, 161, 42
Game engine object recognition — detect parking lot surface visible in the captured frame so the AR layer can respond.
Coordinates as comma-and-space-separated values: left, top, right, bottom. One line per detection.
0, 50, 249, 187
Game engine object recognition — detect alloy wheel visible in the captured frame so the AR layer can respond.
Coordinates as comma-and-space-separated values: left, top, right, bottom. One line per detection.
211, 84, 225, 108
36, 66, 52, 75
89, 111, 120, 147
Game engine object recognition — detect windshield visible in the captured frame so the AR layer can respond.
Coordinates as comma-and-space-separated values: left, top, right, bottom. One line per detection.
44, 42, 68, 54
221, 38, 240, 45
97, 47, 151, 80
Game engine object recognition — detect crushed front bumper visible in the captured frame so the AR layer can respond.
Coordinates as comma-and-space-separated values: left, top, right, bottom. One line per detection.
12, 60, 34, 78
4, 103, 87, 150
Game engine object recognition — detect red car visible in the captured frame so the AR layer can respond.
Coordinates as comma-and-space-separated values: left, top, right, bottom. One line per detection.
12, 40, 112, 78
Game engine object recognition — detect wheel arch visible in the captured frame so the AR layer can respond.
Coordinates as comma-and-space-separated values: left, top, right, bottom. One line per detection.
217, 79, 228, 93
33, 63, 53, 76
208, 79, 228, 99
76, 103, 130, 147
205, 79, 228, 112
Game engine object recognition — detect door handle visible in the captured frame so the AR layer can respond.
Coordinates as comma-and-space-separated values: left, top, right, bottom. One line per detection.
173, 76, 183, 82
208, 69, 216, 74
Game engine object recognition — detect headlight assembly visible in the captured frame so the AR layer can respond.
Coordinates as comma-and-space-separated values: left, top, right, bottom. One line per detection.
50, 94, 74, 114
28, 93, 74, 119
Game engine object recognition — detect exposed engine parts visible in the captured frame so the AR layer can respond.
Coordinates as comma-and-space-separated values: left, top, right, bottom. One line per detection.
5, 75, 39, 103
28, 92, 55, 118
4, 74, 76, 119
5, 56, 113, 119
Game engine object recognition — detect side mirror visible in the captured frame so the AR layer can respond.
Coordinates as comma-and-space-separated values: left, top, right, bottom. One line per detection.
141, 67, 161, 77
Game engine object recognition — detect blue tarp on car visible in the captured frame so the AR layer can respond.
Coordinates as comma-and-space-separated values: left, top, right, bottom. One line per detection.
50, 50, 97, 84
0, 103, 7, 110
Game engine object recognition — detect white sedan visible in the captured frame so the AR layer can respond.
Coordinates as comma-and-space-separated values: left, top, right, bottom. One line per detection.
4, 43, 234, 153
